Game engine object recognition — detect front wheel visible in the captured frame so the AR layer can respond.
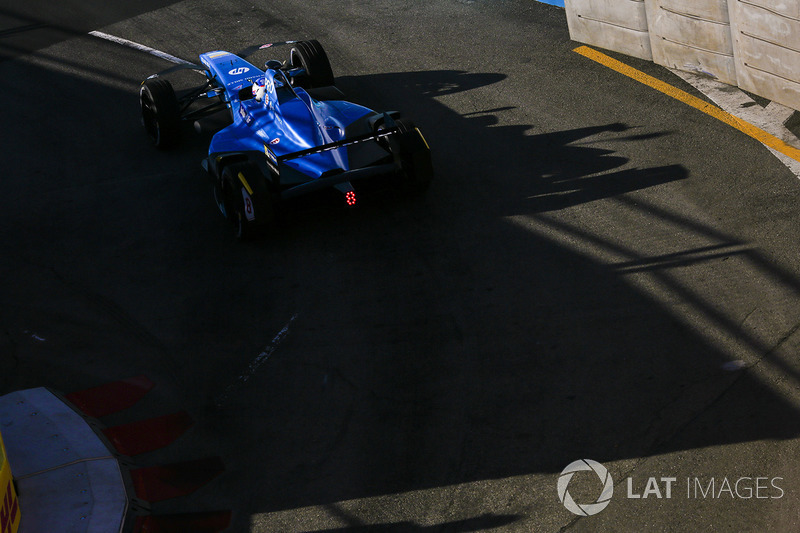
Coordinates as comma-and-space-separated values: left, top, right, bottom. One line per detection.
289, 40, 335, 89
139, 78, 181, 149
221, 162, 275, 240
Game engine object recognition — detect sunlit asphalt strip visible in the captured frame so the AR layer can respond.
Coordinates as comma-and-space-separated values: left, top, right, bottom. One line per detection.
573, 45, 800, 165
88, 30, 192, 65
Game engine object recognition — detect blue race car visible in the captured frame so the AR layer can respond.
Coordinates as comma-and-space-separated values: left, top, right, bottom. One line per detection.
139, 40, 433, 239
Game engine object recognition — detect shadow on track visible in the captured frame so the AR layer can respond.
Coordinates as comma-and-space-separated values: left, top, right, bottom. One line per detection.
5, 50, 800, 532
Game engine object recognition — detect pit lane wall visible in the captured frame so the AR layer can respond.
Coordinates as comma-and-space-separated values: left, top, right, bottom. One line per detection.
564, 0, 800, 111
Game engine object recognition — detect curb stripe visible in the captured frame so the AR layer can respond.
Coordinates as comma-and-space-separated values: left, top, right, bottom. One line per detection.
103, 411, 193, 456
131, 457, 225, 503
66, 376, 155, 418
573, 45, 800, 163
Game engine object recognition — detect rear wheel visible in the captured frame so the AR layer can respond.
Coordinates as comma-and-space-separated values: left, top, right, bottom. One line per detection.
221, 162, 275, 240
289, 40, 335, 89
139, 78, 181, 149
390, 119, 434, 194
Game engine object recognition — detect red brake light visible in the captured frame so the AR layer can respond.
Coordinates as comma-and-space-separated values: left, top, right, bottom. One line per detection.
345, 191, 357, 207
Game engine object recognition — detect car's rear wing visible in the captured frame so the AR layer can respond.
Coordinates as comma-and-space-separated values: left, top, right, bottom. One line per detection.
276, 123, 405, 201
276, 126, 400, 164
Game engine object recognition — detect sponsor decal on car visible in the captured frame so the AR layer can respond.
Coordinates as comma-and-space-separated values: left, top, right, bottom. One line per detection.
237, 105, 254, 125
228, 67, 250, 76
264, 145, 277, 164
264, 145, 279, 173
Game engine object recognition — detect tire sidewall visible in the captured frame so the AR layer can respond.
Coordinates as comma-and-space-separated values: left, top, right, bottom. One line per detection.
221, 163, 274, 240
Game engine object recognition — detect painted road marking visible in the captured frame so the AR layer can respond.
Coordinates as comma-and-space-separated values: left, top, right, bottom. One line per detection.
573, 45, 800, 166
88, 30, 192, 65
214, 314, 299, 407
669, 68, 800, 177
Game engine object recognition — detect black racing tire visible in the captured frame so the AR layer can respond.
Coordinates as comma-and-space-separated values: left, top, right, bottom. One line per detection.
289, 40, 335, 89
221, 162, 275, 240
391, 118, 434, 194
139, 78, 181, 149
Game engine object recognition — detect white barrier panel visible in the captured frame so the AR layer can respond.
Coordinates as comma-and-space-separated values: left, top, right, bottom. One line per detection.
730, 0, 800, 110
565, 0, 653, 60
646, 0, 738, 85
565, 0, 800, 111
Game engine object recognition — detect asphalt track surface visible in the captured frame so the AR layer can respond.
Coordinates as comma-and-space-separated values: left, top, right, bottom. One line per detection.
4, 1, 800, 531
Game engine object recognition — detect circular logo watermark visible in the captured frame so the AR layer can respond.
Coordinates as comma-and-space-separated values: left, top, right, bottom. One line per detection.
558, 459, 614, 516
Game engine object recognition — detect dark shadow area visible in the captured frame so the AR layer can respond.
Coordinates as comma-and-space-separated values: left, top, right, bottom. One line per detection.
337, 72, 689, 215
4, 35, 800, 532
219, 68, 800, 515
519, 123, 686, 212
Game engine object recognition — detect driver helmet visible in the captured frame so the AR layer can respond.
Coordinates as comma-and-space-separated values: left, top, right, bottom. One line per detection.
252, 76, 266, 101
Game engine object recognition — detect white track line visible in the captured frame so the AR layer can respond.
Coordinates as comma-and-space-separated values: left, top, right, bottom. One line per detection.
89, 30, 193, 65
214, 314, 299, 407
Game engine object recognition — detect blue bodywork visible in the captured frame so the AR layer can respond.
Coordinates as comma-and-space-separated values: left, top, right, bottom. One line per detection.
199, 50, 390, 193
140, 40, 431, 238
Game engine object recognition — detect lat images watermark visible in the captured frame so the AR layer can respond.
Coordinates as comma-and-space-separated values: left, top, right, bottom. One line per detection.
558, 459, 785, 516
557, 459, 614, 516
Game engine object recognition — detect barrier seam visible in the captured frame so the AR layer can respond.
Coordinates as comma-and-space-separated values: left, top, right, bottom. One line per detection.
659, 36, 734, 57
737, 0, 800, 22
743, 61, 800, 84
740, 30, 800, 55
576, 14, 648, 34
659, 6, 729, 25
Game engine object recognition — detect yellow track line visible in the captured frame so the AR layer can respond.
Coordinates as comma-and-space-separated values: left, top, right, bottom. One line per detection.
573, 45, 800, 163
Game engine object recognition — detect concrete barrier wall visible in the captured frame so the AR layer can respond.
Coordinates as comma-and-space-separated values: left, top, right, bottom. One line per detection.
731, 0, 800, 109
565, 0, 800, 111
565, 0, 652, 60
646, 0, 737, 85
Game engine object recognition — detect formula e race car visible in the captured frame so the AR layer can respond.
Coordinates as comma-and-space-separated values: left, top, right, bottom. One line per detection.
139, 39, 433, 239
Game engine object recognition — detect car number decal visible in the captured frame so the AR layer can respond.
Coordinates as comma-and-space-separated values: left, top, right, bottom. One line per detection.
242, 188, 255, 221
